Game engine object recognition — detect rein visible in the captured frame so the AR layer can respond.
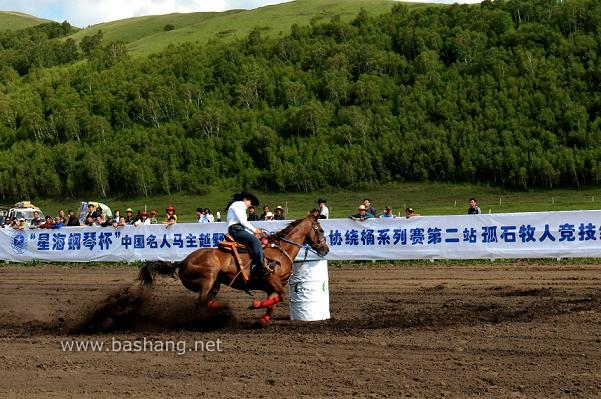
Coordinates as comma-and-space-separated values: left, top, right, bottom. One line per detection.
259, 220, 327, 273
273, 235, 326, 258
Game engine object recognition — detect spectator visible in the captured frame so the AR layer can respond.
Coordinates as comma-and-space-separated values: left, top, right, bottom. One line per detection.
114, 216, 127, 228
149, 210, 158, 224
164, 206, 177, 226
468, 198, 481, 215
316, 198, 329, 219
379, 206, 395, 218
86, 203, 99, 220
349, 205, 374, 221
204, 208, 214, 222
124, 208, 135, 224
39, 215, 55, 229
15, 218, 26, 230
57, 209, 67, 224
363, 198, 377, 218
259, 205, 270, 220
100, 216, 115, 227
84, 215, 95, 226
248, 205, 260, 221
265, 211, 274, 221
96, 206, 105, 222
67, 209, 80, 226
2, 216, 12, 228
195, 207, 204, 223
135, 211, 151, 226
405, 207, 421, 218
30, 210, 42, 228
274, 205, 285, 220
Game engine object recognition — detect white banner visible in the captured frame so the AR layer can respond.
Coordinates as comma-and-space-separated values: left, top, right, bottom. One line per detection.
2, 211, 601, 262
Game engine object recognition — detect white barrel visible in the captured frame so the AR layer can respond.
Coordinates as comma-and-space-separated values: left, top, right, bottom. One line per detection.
288, 260, 330, 321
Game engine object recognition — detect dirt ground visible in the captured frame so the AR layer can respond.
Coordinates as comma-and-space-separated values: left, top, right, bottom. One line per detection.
1, 262, 600, 399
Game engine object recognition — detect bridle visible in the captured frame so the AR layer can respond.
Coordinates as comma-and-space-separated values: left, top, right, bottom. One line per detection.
270, 219, 328, 263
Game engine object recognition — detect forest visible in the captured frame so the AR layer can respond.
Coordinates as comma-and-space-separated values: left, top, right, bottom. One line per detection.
0, 0, 600, 200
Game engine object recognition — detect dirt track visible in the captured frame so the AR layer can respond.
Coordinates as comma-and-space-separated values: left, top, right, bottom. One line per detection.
1, 262, 600, 398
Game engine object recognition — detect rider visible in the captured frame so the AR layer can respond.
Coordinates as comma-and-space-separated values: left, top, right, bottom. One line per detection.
226, 191, 269, 280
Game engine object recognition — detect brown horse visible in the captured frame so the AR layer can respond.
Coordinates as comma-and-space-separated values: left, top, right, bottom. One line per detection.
137, 215, 329, 326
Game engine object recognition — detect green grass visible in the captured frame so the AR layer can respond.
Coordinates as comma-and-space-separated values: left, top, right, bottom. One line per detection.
0, 11, 50, 31
23, 182, 601, 223
66, 0, 434, 57
2, 1, 443, 57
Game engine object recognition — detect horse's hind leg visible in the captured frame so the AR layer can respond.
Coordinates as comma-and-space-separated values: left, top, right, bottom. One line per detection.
206, 281, 222, 309
183, 274, 221, 309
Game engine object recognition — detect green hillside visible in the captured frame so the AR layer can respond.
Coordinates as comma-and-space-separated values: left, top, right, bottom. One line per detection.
68, 0, 434, 57
0, 11, 50, 31
1, 0, 600, 202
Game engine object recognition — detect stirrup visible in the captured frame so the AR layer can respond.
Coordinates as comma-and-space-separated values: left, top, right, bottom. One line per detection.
265, 260, 277, 273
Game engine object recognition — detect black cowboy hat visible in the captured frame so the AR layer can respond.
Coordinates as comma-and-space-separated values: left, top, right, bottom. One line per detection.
234, 191, 259, 206
316, 198, 327, 204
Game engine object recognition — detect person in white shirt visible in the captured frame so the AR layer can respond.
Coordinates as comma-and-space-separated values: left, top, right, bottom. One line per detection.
226, 192, 268, 279
204, 208, 214, 222
316, 198, 329, 219
134, 211, 151, 226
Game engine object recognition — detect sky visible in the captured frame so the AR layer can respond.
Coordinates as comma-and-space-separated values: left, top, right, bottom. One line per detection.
0, 0, 482, 28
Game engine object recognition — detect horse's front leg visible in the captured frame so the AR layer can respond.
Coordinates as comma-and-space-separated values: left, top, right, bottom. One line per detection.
258, 306, 274, 326
251, 292, 281, 326
249, 291, 284, 309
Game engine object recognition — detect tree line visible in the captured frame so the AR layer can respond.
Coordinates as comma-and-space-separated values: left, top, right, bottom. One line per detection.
0, 0, 600, 201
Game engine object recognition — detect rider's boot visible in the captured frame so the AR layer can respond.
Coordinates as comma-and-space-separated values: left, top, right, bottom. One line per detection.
251, 260, 274, 280
251, 264, 268, 280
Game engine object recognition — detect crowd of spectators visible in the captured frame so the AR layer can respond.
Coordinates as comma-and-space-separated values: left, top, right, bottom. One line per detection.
1, 203, 180, 230
1, 197, 482, 230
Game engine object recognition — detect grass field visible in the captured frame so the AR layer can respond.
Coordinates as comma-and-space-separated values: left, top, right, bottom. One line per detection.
2, 0, 434, 57
0, 11, 50, 30
65, 0, 434, 57
23, 182, 601, 223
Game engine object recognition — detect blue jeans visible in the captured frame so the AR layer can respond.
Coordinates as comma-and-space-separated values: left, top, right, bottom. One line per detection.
228, 224, 263, 269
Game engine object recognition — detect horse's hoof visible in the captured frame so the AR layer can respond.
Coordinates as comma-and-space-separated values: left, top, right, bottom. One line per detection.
248, 299, 261, 310
207, 300, 222, 310
258, 315, 270, 327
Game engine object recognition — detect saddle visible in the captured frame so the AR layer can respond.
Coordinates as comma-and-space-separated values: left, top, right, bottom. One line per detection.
218, 234, 276, 283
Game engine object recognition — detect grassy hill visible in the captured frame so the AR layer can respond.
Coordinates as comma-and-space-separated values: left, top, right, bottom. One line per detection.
0, 11, 50, 31
66, 0, 436, 57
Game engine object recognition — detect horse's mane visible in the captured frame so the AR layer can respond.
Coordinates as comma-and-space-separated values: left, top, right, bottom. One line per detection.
270, 218, 307, 239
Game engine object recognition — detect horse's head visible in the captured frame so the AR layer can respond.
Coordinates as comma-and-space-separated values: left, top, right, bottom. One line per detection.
272, 216, 329, 258
305, 216, 329, 257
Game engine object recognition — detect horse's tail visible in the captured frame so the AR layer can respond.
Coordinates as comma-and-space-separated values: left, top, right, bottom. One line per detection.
137, 261, 180, 287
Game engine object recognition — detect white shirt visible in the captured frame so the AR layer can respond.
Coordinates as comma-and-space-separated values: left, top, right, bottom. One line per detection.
134, 218, 151, 226
227, 201, 255, 233
320, 205, 329, 219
